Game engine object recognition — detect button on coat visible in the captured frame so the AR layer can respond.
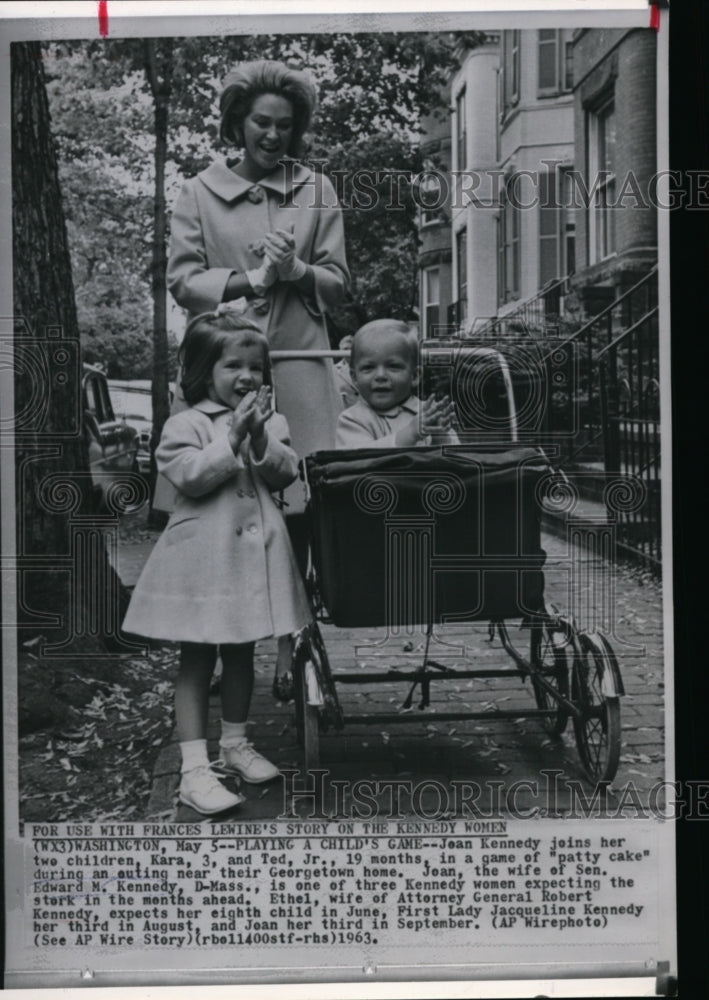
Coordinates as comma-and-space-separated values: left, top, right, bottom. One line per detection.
123, 401, 311, 645
165, 159, 350, 515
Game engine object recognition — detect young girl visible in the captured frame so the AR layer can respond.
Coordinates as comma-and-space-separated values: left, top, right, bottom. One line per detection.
123, 309, 311, 815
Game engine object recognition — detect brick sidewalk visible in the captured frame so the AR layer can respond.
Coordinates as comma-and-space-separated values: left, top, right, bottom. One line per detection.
115, 527, 666, 822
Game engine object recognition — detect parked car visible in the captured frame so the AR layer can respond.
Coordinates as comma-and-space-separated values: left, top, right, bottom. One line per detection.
82, 364, 140, 505
108, 379, 176, 476
107, 380, 152, 475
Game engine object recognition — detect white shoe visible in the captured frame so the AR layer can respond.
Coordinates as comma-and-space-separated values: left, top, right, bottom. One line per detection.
179, 764, 244, 814
213, 740, 280, 784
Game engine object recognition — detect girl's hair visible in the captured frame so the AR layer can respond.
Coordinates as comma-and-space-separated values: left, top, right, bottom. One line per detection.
179, 312, 272, 405
219, 60, 318, 156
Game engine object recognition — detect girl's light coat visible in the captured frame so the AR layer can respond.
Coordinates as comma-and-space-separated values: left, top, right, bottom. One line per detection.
123, 400, 311, 644
167, 159, 349, 489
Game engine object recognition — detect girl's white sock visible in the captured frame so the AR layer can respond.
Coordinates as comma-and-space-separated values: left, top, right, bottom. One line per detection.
220, 720, 247, 747
179, 738, 210, 773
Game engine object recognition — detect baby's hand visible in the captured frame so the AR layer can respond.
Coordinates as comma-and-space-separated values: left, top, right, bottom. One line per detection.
422, 393, 455, 435
228, 391, 257, 453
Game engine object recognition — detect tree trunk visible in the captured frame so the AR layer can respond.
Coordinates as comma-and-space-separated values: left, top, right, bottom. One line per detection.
144, 39, 173, 509
11, 41, 127, 651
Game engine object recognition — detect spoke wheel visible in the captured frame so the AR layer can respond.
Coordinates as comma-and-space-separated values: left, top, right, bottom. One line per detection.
530, 618, 571, 737
571, 634, 621, 783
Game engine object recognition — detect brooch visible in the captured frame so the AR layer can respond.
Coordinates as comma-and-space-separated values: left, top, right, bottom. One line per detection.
247, 186, 265, 204
251, 297, 270, 315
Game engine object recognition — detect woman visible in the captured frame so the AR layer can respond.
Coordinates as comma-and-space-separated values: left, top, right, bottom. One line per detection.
166, 60, 348, 499
164, 59, 349, 681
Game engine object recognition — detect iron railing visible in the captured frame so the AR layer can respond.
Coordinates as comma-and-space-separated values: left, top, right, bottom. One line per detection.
599, 305, 661, 569
550, 266, 658, 465
472, 275, 572, 340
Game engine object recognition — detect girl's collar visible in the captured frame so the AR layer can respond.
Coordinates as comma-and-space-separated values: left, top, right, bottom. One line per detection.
198, 158, 315, 204
192, 398, 231, 414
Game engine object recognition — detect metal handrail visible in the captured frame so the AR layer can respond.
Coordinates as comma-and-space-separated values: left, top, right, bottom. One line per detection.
270, 350, 349, 360
597, 305, 659, 360
553, 264, 658, 353
471, 273, 570, 339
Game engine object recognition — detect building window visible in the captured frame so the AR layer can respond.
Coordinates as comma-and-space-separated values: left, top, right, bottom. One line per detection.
538, 29, 574, 96
539, 167, 576, 286
565, 40, 574, 91
422, 266, 440, 337
502, 30, 520, 116
455, 88, 467, 171
539, 169, 559, 287
588, 99, 617, 263
419, 162, 444, 226
498, 176, 520, 305
456, 228, 468, 322
560, 166, 576, 276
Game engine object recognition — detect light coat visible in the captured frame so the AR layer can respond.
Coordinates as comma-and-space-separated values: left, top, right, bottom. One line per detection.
165, 159, 350, 513
123, 400, 311, 644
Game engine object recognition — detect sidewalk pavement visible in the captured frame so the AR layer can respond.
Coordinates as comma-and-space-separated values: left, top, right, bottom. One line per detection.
115, 522, 666, 821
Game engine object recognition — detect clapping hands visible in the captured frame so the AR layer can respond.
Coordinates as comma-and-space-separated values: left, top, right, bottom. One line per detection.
262, 225, 307, 282
421, 393, 456, 437
248, 386, 274, 441
228, 387, 273, 458
395, 393, 456, 447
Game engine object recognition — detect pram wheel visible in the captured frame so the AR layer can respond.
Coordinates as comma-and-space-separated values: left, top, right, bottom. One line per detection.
530, 615, 571, 737
298, 670, 320, 773
293, 624, 325, 772
571, 632, 621, 783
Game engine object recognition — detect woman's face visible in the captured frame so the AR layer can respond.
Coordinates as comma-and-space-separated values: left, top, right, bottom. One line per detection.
240, 93, 294, 179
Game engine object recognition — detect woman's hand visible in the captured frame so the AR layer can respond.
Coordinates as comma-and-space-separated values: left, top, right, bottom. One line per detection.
228, 391, 257, 454
247, 386, 273, 460
262, 226, 307, 282
245, 257, 278, 297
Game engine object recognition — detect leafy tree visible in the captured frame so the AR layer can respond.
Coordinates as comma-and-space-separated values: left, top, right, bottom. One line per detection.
45, 31, 479, 436
324, 132, 425, 333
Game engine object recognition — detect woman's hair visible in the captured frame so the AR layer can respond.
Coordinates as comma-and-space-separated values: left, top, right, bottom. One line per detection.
180, 312, 272, 405
219, 60, 318, 156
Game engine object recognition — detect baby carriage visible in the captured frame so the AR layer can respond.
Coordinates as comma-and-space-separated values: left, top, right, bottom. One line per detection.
275, 343, 624, 786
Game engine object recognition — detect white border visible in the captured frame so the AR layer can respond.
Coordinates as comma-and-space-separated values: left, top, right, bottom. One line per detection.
1, 3, 673, 998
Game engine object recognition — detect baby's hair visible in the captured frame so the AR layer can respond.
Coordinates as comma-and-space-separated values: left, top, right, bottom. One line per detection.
219, 60, 318, 157
350, 319, 419, 368
180, 312, 271, 405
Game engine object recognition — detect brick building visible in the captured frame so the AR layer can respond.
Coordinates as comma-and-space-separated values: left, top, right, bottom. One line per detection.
570, 28, 657, 312
420, 27, 658, 331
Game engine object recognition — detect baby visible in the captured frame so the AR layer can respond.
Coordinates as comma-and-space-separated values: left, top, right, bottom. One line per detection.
336, 319, 458, 448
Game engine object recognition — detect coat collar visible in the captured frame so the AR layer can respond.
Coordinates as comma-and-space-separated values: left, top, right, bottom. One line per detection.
192, 398, 231, 415
375, 395, 421, 419
197, 158, 314, 204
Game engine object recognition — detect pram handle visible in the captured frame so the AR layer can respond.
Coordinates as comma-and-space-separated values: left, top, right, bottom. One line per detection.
270, 350, 349, 360
270, 348, 519, 443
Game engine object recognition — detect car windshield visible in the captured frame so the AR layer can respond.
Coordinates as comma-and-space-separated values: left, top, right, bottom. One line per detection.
110, 390, 152, 421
